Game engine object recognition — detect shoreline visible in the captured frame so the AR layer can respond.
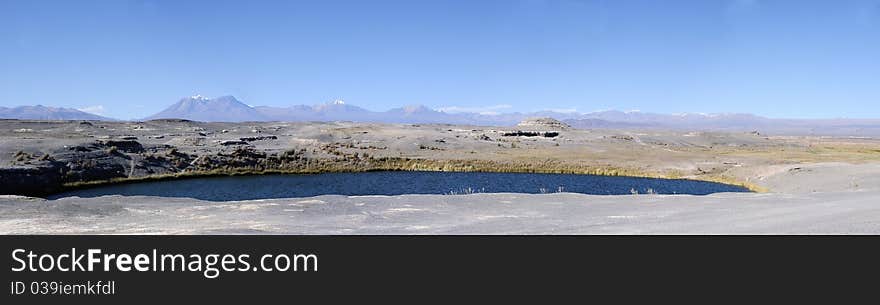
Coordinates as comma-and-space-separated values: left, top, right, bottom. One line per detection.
50, 164, 759, 198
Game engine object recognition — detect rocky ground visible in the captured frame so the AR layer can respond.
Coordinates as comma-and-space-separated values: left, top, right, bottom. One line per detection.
2, 119, 880, 234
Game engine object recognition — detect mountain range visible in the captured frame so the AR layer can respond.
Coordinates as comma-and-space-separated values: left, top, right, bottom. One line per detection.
0, 105, 112, 121
4, 95, 880, 136
146, 95, 481, 124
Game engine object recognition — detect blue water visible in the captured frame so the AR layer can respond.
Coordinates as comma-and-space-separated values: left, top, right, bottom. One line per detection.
48, 171, 751, 201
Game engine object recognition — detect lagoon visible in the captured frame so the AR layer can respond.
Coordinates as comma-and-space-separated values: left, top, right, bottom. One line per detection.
48, 171, 751, 201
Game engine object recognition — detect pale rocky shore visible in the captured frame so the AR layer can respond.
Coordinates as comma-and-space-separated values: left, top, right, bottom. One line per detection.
2, 119, 880, 234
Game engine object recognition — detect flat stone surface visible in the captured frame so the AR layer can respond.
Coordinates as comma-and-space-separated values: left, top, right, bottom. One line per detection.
1, 187, 879, 234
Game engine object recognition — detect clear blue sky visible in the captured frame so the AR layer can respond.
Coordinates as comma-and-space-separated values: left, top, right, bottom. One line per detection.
1, 0, 879, 119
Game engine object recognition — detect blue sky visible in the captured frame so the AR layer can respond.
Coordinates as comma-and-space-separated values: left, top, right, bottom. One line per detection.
1, 0, 879, 119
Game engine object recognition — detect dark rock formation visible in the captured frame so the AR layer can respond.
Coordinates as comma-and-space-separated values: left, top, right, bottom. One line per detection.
0, 165, 65, 196
98, 140, 144, 153
239, 135, 278, 142
502, 131, 559, 138
220, 140, 248, 146
0, 140, 193, 196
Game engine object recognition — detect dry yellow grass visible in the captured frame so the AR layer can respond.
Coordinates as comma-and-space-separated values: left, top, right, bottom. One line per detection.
61, 156, 767, 193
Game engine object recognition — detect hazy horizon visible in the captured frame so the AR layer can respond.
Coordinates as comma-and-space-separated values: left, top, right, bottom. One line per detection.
2, 0, 879, 120
8, 93, 880, 123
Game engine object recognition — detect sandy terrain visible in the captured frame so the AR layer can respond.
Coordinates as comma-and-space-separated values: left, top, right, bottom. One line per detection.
2, 119, 880, 234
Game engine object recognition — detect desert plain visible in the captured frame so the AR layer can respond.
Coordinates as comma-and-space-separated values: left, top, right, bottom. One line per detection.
2, 119, 880, 234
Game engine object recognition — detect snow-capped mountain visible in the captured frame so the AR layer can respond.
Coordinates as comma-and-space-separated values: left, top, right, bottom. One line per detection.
254, 99, 373, 122
0, 105, 113, 120
383, 105, 473, 124
138, 95, 880, 136
144, 95, 267, 122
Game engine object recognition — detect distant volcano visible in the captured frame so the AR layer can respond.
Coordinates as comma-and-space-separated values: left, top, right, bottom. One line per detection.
144, 95, 267, 122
